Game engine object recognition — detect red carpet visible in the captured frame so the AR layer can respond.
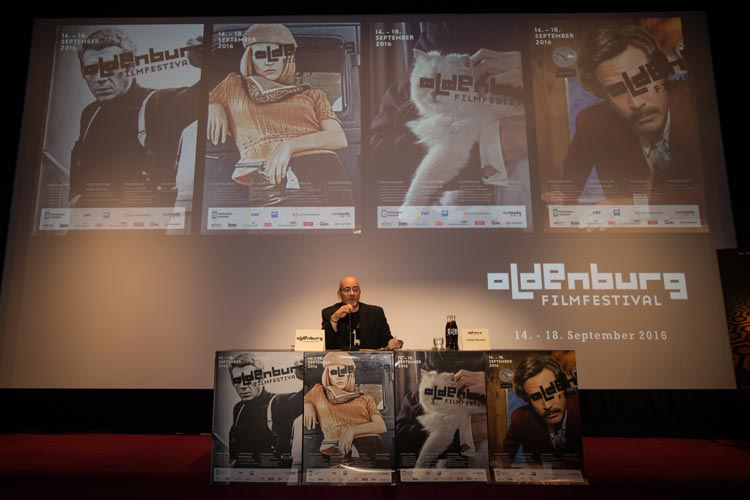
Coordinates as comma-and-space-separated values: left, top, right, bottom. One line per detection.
1, 434, 748, 498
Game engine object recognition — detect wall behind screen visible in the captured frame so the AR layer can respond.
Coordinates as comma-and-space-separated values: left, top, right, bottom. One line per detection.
0, 11, 738, 390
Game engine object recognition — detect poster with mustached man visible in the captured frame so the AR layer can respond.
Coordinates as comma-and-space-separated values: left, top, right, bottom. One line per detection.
486, 350, 586, 484
530, 16, 707, 232
211, 351, 304, 484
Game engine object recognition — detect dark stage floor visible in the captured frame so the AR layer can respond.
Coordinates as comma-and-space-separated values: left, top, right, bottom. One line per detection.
1, 434, 748, 498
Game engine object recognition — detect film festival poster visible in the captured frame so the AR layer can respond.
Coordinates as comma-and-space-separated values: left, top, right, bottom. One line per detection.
36, 23, 203, 234
211, 351, 304, 484
530, 15, 707, 232
394, 350, 489, 482
202, 22, 362, 234
486, 350, 585, 484
368, 19, 533, 230
301, 351, 396, 485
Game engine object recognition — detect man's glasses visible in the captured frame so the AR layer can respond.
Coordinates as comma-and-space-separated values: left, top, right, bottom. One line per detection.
340, 286, 360, 293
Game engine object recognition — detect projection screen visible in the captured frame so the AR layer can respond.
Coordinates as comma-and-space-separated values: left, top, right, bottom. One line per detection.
0, 12, 737, 389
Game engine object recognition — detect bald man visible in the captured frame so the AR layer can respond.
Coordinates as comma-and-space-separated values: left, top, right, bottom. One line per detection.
322, 276, 401, 350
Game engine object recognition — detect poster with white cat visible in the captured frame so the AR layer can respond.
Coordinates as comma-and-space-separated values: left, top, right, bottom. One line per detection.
394, 350, 489, 482
211, 350, 304, 484
486, 350, 586, 484
529, 16, 708, 232
369, 21, 533, 230
301, 351, 396, 485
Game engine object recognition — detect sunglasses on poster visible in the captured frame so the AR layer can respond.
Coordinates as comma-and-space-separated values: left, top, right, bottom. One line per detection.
423, 385, 486, 404
329, 365, 355, 377
232, 372, 261, 386
605, 58, 685, 99
527, 371, 578, 402
418, 72, 524, 103
253, 44, 296, 62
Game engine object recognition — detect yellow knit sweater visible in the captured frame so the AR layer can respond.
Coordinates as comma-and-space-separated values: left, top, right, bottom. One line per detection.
209, 73, 340, 163
304, 384, 381, 441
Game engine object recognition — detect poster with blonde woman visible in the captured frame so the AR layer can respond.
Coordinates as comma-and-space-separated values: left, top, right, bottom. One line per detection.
202, 22, 362, 233
302, 351, 395, 484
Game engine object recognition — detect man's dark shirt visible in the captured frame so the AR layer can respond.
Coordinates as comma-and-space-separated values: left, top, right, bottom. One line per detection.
321, 302, 393, 350
229, 389, 275, 467
70, 82, 198, 207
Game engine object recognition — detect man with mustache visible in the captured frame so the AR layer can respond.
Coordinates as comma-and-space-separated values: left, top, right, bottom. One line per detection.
561, 24, 699, 203
501, 355, 582, 468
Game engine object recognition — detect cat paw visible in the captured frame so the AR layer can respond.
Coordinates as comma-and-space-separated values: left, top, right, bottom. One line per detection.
459, 443, 477, 457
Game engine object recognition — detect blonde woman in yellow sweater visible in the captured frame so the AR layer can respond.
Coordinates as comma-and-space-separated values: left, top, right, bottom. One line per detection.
207, 24, 353, 206
303, 352, 390, 468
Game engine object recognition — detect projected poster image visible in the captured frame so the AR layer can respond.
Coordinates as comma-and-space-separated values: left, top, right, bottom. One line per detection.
35, 24, 203, 234
369, 21, 532, 230
367, 17, 532, 230
202, 22, 361, 233
531, 16, 707, 231
486, 351, 585, 485
211, 351, 304, 484
302, 351, 395, 484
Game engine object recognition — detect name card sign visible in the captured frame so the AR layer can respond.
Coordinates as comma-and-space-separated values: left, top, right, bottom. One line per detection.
459, 328, 490, 351
295, 330, 326, 352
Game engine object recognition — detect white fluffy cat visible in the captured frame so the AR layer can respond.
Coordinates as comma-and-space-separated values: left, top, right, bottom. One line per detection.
415, 369, 486, 469
403, 49, 525, 207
